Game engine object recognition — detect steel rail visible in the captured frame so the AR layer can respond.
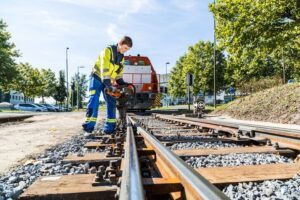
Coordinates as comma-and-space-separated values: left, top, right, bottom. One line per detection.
129, 116, 229, 200
155, 114, 237, 136
119, 119, 145, 200
173, 115, 300, 140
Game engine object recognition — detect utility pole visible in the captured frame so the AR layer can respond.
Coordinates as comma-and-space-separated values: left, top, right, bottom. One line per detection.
165, 62, 170, 107
66, 47, 69, 111
282, 47, 285, 84
188, 85, 191, 111
186, 73, 193, 111
77, 66, 85, 109
213, 0, 217, 108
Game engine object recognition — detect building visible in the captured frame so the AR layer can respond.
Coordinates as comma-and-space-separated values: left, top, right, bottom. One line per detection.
159, 73, 171, 106
0, 90, 34, 104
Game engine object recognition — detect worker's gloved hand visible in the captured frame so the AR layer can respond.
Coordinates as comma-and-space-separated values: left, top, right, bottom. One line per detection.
107, 86, 117, 93
116, 78, 129, 86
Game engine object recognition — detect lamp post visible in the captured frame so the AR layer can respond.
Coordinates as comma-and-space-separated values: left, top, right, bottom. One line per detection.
165, 62, 170, 107
213, 0, 217, 108
66, 47, 69, 111
282, 47, 286, 84
77, 66, 85, 109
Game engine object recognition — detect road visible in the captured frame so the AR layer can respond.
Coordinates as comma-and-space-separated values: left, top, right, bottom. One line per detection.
0, 112, 89, 174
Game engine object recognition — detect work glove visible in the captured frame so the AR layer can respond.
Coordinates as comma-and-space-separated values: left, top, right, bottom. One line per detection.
106, 86, 117, 93
116, 78, 129, 86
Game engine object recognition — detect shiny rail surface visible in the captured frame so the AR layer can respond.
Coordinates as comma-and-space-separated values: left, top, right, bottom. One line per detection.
119, 120, 145, 200
175, 116, 300, 139
128, 116, 229, 200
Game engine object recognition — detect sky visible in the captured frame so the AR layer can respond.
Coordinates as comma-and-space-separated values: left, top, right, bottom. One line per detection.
0, 0, 215, 80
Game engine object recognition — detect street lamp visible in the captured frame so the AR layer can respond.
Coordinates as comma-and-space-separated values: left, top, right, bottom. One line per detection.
165, 62, 170, 79
213, 0, 217, 108
66, 47, 69, 111
165, 62, 170, 107
77, 66, 85, 109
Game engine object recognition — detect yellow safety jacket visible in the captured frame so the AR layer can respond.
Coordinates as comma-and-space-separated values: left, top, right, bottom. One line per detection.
92, 45, 124, 81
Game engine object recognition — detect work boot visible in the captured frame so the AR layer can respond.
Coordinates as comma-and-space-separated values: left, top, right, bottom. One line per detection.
103, 122, 116, 135
82, 123, 95, 133
102, 129, 116, 135
83, 131, 94, 139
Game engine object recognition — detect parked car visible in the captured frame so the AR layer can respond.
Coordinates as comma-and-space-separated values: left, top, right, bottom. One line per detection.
14, 103, 45, 112
287, 79, 295, 84
0, 102, 13, 110
40, 103, 59, 112
32, 104, 48, 112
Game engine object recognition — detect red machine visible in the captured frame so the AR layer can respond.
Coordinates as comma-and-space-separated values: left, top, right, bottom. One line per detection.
123, 55, 160, 111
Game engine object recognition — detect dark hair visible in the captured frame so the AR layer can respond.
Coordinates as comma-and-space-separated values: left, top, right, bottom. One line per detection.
119, 36, 133, 47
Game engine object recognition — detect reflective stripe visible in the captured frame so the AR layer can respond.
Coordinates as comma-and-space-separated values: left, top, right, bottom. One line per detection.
108, 46, 114, 64
106, 118, 116, 123
90, 90, 96, 95
86, 117, 97, 122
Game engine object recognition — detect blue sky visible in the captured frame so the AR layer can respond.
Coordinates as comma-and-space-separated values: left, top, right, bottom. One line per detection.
0, 0, 214, 79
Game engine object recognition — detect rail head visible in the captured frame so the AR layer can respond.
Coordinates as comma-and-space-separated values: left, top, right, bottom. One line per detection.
171, 115, 300, 140
119, 119, 145, 200
128, 116, 229, 200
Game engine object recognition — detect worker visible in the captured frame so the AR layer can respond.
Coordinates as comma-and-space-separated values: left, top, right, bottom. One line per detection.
82, 36, 133, 136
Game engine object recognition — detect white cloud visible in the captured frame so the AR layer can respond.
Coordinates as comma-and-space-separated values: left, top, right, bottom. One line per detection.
54, 0, 162, 42
55, 0, 160, 14
106, 23, 122, 42
170, 0, 198, 11
37, 10, 96, 36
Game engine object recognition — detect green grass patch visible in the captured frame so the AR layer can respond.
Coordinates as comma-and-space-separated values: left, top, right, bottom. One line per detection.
0, 110, 24, 113
99, 105, 107, 111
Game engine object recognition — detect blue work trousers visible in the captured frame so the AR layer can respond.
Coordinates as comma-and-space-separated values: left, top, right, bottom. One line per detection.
82, 75, 116, 133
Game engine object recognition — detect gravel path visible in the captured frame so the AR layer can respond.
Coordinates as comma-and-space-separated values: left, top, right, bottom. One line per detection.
0, 112, 86, 174
0, 135, 101, 200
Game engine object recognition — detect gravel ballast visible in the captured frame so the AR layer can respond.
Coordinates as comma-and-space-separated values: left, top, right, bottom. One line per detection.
0, 135, 101, 199
170, 141, 241, 150
223, 175, 300, 200
184, 153, 292, 168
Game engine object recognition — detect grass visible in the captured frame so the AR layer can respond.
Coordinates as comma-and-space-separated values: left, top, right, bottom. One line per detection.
0, 109, 24, 113
213, 83, 300, 124
99, 105, 107, 111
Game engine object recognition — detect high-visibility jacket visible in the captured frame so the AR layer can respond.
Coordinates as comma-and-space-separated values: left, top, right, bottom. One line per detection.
92, 45, 124, 81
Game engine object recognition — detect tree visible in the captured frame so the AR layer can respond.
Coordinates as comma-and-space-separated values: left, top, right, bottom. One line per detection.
183, 41, 226, 95
40, 68, 57, 102
168, 55, 187, 97
53, 70, 67, 106
14, 63, 43, 102
0, 19, 20, 90
209, 0, 300, 86
70, 73, 88, 108
210, 0, 299, 51
70, 80, 76, 107
168, 41, 226, 97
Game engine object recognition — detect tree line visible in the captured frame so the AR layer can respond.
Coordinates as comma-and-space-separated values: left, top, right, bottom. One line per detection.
0, 19, 87, 107
168, 0, 299, 97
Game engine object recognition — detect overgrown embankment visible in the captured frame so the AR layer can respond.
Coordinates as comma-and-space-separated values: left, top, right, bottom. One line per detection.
213, 83, 300, 124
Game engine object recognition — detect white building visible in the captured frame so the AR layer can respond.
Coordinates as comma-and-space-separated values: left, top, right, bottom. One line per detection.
0, 90, 34, 104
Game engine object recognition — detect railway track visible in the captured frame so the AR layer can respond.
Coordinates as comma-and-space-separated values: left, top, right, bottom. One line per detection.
3, 113, 300, 200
